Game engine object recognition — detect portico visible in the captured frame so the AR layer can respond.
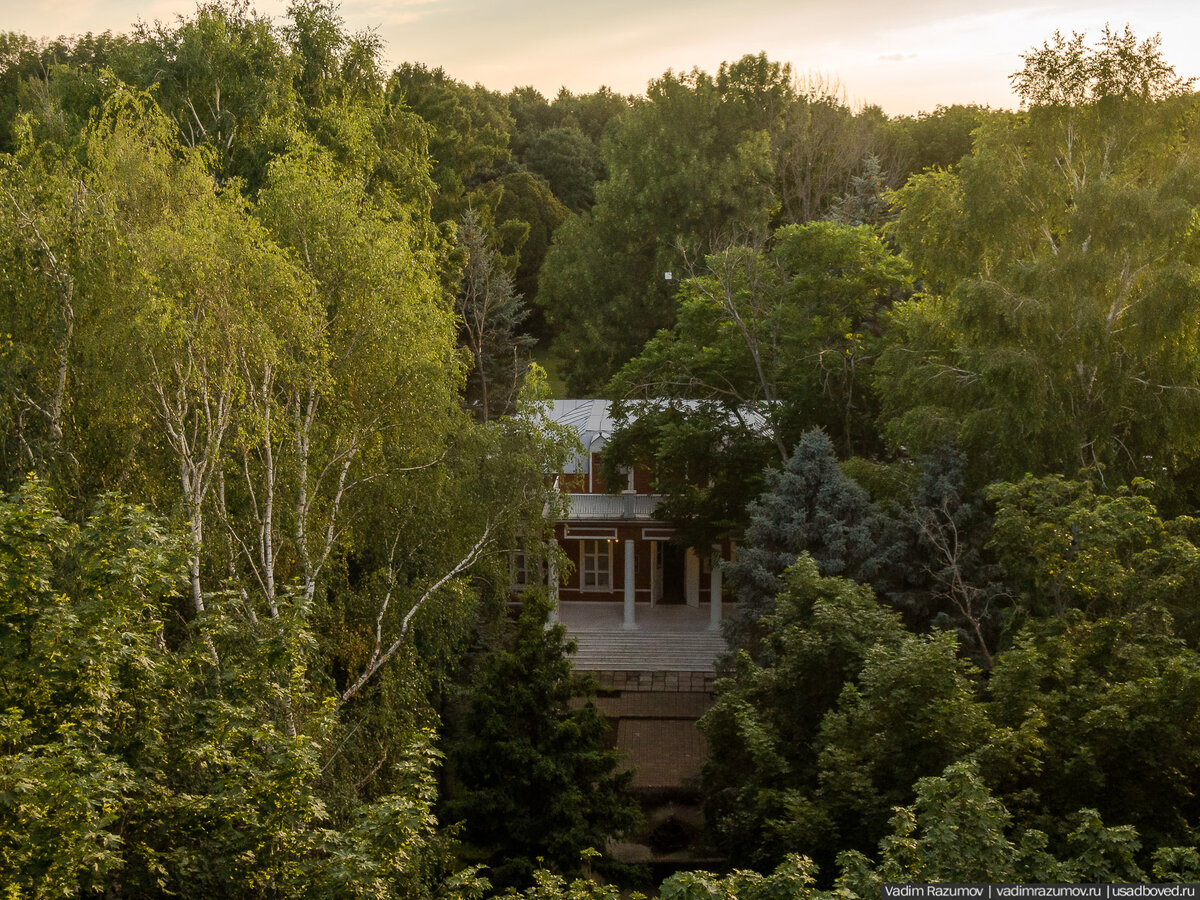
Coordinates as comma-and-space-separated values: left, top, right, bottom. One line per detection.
537, 399, 736, 633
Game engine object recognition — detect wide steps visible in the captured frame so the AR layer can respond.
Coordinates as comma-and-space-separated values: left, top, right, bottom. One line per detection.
567, 630, 725, 672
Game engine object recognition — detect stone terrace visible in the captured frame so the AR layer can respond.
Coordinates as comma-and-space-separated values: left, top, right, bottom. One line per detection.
559, 600, 730, 792
557, 601, 727, 673
558, 601, 732, 865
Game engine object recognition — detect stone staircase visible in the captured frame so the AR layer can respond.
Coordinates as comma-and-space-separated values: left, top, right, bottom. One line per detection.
568, 629, 725, 672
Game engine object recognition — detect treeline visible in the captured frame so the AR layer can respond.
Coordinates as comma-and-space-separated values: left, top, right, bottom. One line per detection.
595, 24, 1200, 896
3, 1, 1200, 895
539, 59, 987, 395
0, 1, 632, 896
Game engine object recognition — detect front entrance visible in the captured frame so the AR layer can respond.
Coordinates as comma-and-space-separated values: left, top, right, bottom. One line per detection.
658, 542, 685, 604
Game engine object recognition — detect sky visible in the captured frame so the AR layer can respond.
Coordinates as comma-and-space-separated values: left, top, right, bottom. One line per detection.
6, 0, 1200, 115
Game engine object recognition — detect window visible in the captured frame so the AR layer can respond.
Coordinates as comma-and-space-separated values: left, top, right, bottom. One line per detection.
510, 546, 531, 591
581, 539, 611, 590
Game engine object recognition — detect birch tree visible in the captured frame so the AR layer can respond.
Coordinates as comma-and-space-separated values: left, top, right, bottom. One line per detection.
881, 28, 1200, 491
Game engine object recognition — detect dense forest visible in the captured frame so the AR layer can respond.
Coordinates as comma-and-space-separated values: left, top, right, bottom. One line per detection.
2, 2, 1200, 896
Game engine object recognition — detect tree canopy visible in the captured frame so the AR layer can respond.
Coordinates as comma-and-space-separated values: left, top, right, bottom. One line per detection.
881, 27, 1200, 494
4, 11, 1200, 897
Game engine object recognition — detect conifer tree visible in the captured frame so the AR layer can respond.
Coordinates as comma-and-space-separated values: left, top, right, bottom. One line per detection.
441, 594, 638, 889
456, 208, 534, 421
725, 429, 890, 633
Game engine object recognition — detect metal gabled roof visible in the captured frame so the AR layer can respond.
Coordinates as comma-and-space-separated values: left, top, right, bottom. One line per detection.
549, 397, 773, 477
550, 399, 615, 473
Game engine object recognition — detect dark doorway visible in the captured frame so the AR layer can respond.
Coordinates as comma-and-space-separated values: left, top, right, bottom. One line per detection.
660, 542, 685, 604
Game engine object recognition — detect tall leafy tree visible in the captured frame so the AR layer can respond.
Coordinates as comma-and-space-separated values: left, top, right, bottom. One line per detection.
387, 62, 513, 222
131, 1, 302, 189
880, 28, 1200, 492
539, 59, 781, 392
604, 222, 912, 545
0, 21, 569, 878
0, 481, 486, 898
491, 170, 568, 335
981, 612, 1200, 854
771, 75, 891, 225
550, 86, 630, 144
0, 29, 141, 155
611, 222, 911, 459
702, 548, 1200, 878
702, 555, 990, 873
886, 104, 993, 177
987, 474, 1200, 636
522, 125, 603, 212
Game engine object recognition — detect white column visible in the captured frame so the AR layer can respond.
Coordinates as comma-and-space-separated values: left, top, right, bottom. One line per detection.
709, 544, 723, 630
623, 539, 637, 629
685, 548, 700, 607
548, 554, 559, 623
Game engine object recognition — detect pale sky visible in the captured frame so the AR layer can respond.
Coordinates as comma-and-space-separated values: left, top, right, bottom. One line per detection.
5, 0, 1200, 115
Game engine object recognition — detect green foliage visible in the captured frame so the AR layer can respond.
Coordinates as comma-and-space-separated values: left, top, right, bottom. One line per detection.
388, 63, 512, 221
442, 595, 639, 890
816, 630, 991, 846
0, 30, 141, 155
1012, 26, 1193, 106
886, 104, 993, 176
523, 126, 603, 212
701, 556, 908, 870
549, 87, 630, 145
602, 403, 777, 550
660, 764, 1188, 898
723, 430, 889, 628
988, 475, 1200, 631
661, 854, 819, 900
888, 442, 1006, 665
132, 1, 302, 188
498, 863, 631, 900
826, 155, 892, 227
491, 170, 568, 334
721, 432, 1004, 662
881, 28, 1200, 490
769, 74, 894, 226
540, 59, 780, 392
614, 221, 911, 455
834, 762, 1146, 890
0, 481, 483, 897
982, 613, 1200, 852
605, 222, 912, 543
704, 569, 1200, 877
0, 12, 575, 893
8, 16, 1200, 895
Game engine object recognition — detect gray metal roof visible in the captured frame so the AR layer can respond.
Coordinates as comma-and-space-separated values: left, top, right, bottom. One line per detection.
549, 400, 614, 473
550, 398, 772, 452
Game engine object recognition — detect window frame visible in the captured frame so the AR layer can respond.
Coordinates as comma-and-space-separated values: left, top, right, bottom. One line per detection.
510, 546, 532, 592
580, 539, 612, 591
